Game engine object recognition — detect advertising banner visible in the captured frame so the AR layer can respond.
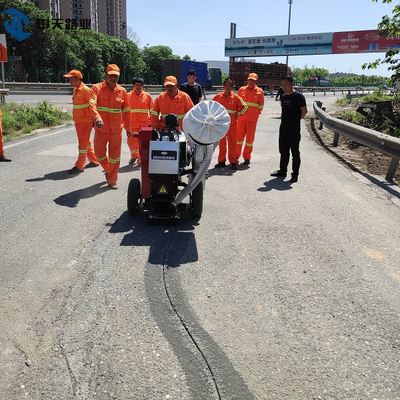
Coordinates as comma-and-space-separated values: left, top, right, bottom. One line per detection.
225, 33, 334, 57
225, 30, 399, 58
332, 30, 400, 54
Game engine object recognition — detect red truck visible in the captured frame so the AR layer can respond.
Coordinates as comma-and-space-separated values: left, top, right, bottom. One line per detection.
229, 61, 289, 92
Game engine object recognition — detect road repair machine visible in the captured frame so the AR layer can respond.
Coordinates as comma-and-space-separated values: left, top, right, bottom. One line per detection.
127, 100, 230, 222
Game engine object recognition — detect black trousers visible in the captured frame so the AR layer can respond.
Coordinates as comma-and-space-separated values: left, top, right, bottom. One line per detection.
279, 127, 301, 176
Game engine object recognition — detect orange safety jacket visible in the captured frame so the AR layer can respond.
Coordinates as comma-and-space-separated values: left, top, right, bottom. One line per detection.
89, 81, 131, 134
128, 90, 153, 130
237, 85, 264, 122
150, 90, 194, 130
72, 83, 93, 123
212, 92, 248, 126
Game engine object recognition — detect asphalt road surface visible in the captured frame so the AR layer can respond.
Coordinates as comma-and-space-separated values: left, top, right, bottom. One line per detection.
1, 93, 399, 399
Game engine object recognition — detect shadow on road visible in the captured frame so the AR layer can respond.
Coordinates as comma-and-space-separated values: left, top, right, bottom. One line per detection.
26, 170, 78, 182
109, 211, 199, 268
107, 211, 254, 399
53, 182, 110, 207
118, 164, 140, 174
258, 178, 293, 192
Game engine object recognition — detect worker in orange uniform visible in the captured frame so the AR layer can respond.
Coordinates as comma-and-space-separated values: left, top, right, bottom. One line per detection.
127, 77, 153, 165
213, 78, 247, 170
236, 73, 264, 165
0, 108, 11, 162
89, 64, 131, 189
150, 76, 194, 130
63, 69, 99, 174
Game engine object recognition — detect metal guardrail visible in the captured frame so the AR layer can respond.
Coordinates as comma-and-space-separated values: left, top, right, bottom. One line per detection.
313, 101, 400, 182
0, 89, 9, 103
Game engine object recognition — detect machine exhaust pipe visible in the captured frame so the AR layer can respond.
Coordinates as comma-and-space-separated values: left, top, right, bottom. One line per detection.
171, 144, 213, 207
171, 100, 230, 208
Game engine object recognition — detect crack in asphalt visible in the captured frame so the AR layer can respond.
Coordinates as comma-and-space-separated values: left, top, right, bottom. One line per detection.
144, 224, 255, 400
161, 227, 222, 399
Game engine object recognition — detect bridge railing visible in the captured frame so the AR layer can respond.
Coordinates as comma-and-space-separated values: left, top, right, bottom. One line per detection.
313, 100, 400, 182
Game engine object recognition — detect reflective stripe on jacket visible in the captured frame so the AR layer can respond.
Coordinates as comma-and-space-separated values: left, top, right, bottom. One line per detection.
212, 92, 247, 128
150, 90, 194, 130
72, 83, 92, 123
237, 85, 264, 122
128, 90, 153, 131
89, 81, 130, 133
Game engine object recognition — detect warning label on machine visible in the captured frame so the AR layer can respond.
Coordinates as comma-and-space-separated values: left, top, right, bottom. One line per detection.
151, 150, 177, 160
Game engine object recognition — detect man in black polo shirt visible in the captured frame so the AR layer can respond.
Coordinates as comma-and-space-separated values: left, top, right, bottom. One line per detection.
271, 74, 307, 183
180, 70, 202, 105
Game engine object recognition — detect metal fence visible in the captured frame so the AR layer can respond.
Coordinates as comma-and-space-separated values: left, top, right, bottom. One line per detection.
313, 101, 400, 181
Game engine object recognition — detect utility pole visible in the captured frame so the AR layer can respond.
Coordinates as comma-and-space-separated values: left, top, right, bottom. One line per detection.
286, 0, 293, 67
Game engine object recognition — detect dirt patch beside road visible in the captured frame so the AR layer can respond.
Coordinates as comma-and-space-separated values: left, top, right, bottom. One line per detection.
306, 110, 400, 185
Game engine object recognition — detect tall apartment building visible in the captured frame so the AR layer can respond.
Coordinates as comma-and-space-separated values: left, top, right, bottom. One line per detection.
24, 0, 127, 39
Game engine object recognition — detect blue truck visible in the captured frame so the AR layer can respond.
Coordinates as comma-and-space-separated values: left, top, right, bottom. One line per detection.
163, 60, 213, 89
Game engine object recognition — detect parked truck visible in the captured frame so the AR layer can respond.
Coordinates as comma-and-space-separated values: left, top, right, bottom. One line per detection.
209, 67, 222, 86
229, 61, 288, 92
163, 60, 213, 89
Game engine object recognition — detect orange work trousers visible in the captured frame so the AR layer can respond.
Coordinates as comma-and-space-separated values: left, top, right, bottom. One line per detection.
0, 114, 3, 156
75, 122, 98, 170
218, 127, 237, 164
236, 120, 258, 160
94, 130, 122, 185
127, 125, 141, 162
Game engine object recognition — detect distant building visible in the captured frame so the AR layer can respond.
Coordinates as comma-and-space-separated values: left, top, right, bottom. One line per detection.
23, 0, 127, 39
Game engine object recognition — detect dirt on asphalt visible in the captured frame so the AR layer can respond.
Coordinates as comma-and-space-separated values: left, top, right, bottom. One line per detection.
306, 106, 400, 185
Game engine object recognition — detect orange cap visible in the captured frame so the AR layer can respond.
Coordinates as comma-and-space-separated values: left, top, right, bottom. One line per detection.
164, 76, 177, 86
106, 64, 120, 76
63, 69, 83, 79
248, 73, 258, 81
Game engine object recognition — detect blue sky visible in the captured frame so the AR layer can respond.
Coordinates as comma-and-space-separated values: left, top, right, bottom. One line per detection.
127, 0, 397, 77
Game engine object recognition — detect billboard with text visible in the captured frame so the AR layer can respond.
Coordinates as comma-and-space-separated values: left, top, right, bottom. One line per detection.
332, 30, 400, 54
225, 30, 399, 58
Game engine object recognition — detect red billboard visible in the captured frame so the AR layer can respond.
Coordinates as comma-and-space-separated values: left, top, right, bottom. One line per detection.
332, 30, 400, 54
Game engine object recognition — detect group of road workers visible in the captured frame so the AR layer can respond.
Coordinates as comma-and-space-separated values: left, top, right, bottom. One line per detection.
1, 63, 307, 185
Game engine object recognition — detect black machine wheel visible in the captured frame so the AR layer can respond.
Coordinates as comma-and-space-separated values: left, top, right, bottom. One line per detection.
191, 181, 203, 217
127, 178, 141, 216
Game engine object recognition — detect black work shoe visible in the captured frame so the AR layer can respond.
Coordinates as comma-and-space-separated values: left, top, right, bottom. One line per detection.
230, 163, 238, 170
0, 154, 11, 162
86, 162, 99, 168
270, 170, 287, 177
68, 166, 84, 174
214, 161, 226, 168
243, 159, 250, 165
290, 175, 298, 183
129, 157, 138, 165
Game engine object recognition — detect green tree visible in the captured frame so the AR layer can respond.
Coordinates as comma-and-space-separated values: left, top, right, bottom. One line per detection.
292, 66, 330, 83
141, 45, 180, 83
362, 0, 400, 83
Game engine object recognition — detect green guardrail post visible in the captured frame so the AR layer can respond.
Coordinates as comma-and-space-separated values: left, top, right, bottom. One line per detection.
87, 71, 90, 83
23, 69, 26, 82
36, 69, 39, 82
47, 69, 50, 83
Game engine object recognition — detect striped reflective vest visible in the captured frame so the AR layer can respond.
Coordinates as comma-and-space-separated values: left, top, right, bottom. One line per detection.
212, 92, 247, 129
72, 83, 92, 123
237, 85, 264, 122
150, 90, 194, 130
89, 81, 131, 134
128, 90, 153, 131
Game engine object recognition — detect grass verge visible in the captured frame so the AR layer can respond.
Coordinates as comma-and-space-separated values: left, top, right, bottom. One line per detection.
1, 101, 72, 140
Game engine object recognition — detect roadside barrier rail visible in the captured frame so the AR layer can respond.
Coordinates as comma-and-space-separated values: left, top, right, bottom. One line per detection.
313, 100, 400, 182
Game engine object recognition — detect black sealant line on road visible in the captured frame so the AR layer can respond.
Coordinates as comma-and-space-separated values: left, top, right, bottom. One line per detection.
148, 223, 256, 400
161, 227, 222, 400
